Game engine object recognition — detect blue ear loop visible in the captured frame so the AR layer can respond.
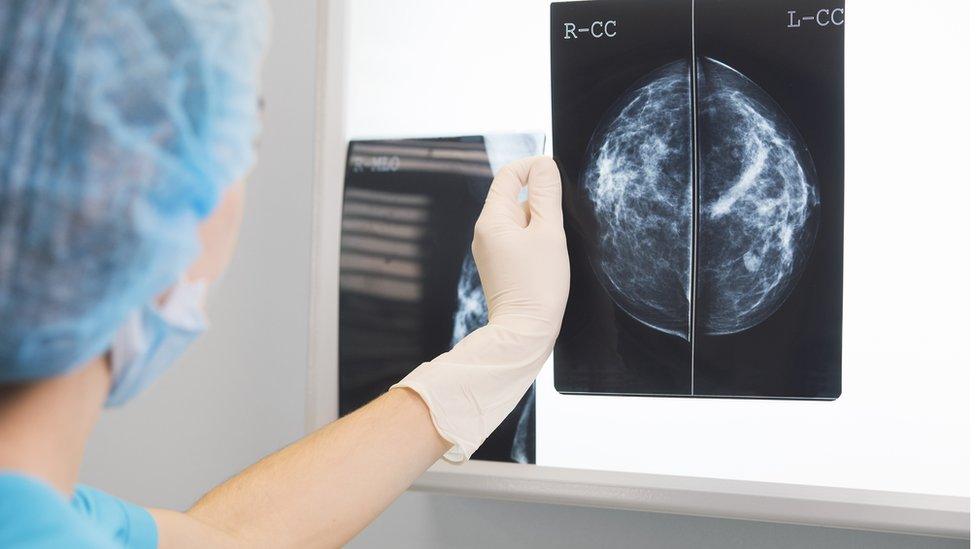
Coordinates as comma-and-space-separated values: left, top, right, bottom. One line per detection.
0, 0, 269, 399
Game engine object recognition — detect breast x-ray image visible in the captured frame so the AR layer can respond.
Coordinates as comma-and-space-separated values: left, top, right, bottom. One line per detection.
551, 0, 843, 399
339, 134, 544, 462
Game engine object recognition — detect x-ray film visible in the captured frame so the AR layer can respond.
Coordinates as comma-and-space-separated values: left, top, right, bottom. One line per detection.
339, 134, 545, 462
551, 0, 843, 399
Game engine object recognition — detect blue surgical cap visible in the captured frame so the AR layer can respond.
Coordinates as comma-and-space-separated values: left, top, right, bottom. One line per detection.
0, 0, 269, 382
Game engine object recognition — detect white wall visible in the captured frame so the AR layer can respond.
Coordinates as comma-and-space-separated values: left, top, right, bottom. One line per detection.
351, 492, 966, 549
80, 1, 970, 547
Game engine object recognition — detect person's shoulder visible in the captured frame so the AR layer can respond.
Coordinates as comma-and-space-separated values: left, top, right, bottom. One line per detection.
71, 484, 157, 548
0, 473, 117, 549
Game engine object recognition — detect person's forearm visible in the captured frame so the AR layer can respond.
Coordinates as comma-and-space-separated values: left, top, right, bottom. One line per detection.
161, 388, 450, 548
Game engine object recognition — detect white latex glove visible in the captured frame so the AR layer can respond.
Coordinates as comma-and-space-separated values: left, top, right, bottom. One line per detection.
392, 156, 570, 462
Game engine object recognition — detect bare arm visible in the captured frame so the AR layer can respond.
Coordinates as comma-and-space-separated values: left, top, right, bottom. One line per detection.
151, 388, 450, 548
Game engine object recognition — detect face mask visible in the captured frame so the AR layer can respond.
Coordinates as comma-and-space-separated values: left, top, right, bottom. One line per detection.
105, 276, 209, 407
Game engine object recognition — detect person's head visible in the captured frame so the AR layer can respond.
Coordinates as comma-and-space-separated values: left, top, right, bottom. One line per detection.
0, 0, 270, 404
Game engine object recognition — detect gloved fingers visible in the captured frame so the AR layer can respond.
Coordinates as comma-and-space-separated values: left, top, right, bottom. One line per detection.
524, 157, 563, 229
480, 185, 528, 229
481, 156, 562, 230
479, 159, 532, 229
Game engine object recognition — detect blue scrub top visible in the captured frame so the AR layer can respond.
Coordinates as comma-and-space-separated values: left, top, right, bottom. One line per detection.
0, 473, 157, 548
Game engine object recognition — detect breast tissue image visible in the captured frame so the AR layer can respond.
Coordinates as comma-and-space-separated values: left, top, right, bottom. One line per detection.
581, 57, 820, 339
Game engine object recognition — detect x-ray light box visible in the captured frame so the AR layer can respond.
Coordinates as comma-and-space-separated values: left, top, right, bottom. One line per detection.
308, 0, 970, 539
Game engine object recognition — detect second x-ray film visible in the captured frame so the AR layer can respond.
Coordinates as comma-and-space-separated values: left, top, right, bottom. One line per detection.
339, 134, 545, 462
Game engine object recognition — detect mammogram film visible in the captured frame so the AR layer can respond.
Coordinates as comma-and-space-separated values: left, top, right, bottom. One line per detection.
552, 0, 843, 399
338, 134, 544, 462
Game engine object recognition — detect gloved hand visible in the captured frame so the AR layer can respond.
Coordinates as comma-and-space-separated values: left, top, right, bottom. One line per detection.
392, 156, 570, 462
